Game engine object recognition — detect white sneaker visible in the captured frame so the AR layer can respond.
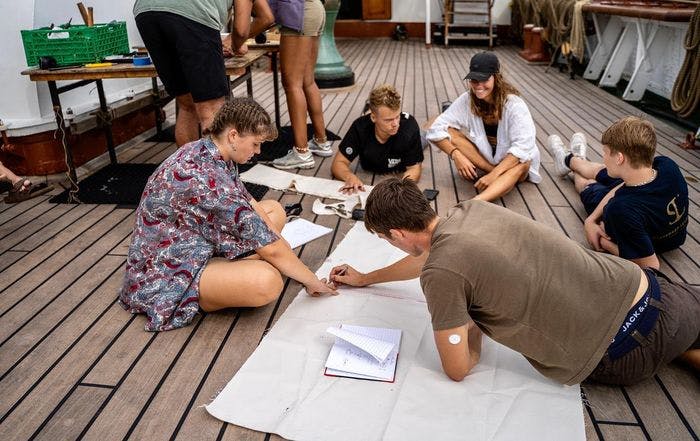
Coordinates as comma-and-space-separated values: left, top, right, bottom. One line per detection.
548, 134, 570, 177
570, 132, 587, 159
307, 137, 333, 157
272, 147, 315, 169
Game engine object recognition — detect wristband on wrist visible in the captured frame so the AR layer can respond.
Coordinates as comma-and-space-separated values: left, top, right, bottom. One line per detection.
449, 148, 459, 159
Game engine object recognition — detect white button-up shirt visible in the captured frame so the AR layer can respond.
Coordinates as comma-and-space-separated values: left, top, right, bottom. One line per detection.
426, 92, 541, 184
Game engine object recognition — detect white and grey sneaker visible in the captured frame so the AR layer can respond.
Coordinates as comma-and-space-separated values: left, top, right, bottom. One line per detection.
570, 132, 587, 159
307, 137, 333, 157
272, 147, 315, 169
548, 134, 570, 177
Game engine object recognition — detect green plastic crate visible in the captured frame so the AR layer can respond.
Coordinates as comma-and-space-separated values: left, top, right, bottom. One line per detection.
21, 22, 129, 67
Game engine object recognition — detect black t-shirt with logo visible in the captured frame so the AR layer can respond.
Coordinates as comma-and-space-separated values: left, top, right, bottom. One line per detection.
338, 113, 423, 173
603, 156, 689, 259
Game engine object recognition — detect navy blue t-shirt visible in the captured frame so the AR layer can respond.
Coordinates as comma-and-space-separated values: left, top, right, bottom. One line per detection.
338, 112, 423, 173
603, 156, 689, 259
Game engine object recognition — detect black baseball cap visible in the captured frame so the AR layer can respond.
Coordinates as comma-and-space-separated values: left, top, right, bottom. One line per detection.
464, 52, 500, 82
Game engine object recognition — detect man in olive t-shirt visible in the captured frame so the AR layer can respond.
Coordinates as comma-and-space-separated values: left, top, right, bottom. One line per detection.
330, 178, 700, 385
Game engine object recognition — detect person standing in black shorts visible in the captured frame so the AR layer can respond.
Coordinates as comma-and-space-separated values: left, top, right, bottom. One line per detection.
331, 85, 424, 194
134, 0, 273, 146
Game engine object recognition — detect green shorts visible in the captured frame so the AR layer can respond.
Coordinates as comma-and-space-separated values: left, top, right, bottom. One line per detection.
586, 273, 700, 386
280, 0, 325, 37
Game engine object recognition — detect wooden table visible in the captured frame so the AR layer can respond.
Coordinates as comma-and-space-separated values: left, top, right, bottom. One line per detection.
21, 49, 267, 202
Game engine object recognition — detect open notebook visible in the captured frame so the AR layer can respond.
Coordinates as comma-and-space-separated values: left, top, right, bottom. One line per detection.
324, 325, 402, 382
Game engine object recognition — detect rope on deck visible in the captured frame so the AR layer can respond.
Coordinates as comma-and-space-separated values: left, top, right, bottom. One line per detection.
671, 4, 700, 118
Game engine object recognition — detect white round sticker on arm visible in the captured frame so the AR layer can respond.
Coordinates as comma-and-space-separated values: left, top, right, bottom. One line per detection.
448, 334, 461, 345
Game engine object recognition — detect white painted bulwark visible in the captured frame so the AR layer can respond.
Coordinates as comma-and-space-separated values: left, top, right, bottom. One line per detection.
587, 14, 687, 100
623, 24, 685, 99
0, 1, 687, 136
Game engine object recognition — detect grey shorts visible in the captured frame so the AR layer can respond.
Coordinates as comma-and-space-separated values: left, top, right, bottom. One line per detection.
280, 0, 325, 37
586, 274, 700, 386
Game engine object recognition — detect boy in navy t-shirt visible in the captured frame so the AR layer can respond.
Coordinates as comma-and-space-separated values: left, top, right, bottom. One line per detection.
331, 85, 423, 194
548, 116, 688, 269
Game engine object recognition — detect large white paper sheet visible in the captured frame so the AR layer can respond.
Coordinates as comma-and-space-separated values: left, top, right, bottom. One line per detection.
240, 164, 373, 206
383, 323, 584, 441
206, 223, 585, 441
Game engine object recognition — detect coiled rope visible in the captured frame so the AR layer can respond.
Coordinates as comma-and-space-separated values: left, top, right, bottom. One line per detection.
671, 4, 700, 118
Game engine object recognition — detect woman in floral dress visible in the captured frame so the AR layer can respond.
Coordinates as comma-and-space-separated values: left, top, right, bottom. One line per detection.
120, 97, 336, 331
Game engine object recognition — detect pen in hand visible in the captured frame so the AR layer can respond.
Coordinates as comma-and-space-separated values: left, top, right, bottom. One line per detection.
330, 265, 348, 288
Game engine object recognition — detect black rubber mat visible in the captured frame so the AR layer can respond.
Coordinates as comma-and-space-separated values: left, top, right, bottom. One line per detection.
49, 163, 268, 207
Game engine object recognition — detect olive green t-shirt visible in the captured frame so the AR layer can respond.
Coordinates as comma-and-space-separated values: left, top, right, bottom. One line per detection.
134, 0, 232, 31
420, 201, 641, 385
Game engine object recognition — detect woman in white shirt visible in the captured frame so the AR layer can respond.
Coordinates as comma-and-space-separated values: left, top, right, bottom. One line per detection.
427, 52, 540, 202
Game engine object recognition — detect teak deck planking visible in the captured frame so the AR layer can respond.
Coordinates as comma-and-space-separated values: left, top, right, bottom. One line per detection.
0, 40, 698, 441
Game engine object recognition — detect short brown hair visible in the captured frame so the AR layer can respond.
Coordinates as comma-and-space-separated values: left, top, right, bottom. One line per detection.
601, 116, 656, 167
365, 178, 436, 236
369, 84, 401, 112
204, 97, 277, 141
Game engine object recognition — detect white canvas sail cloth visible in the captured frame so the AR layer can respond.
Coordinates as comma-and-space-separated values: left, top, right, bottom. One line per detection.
206, 223, 585, 441
240, 164, 373, 206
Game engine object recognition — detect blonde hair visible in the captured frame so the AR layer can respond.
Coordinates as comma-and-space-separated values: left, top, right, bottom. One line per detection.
601, 116, 656, 168
204, 97, 277, 141
369, 84, 402, 112
469, 73, 520, 121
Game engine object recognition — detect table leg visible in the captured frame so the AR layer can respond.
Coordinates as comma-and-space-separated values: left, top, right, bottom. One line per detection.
246, 65, 253, 98
151, 78, 163, 135
47, 81, 79, 201
95, 80, 117, 164
272, 52, 281, 128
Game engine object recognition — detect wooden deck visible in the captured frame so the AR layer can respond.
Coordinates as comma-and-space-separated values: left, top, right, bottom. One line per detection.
1, 40, 698, 441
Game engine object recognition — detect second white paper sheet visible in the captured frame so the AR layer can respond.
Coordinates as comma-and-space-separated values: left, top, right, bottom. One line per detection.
281, 218, 332, 249
206, 223, 584, 441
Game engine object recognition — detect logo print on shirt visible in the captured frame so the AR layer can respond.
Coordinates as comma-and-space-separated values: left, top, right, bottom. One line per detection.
387, 158, 401, 168
667, 196, 685, 225
345, 147, 353, 155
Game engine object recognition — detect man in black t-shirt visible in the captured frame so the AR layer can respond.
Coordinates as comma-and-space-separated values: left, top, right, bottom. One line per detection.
331, 85, 424, 194
549, 116, 688, 269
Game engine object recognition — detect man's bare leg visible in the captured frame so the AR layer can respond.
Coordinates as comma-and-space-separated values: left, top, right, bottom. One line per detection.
195, 96, 226, 133
175, 94, 226, 146
569, 156, 606, 193
570, 156, 606, 179
175, 94, 200, 146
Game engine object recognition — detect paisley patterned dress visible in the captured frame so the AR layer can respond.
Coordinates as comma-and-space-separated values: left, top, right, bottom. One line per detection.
119, 137, 278, 331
